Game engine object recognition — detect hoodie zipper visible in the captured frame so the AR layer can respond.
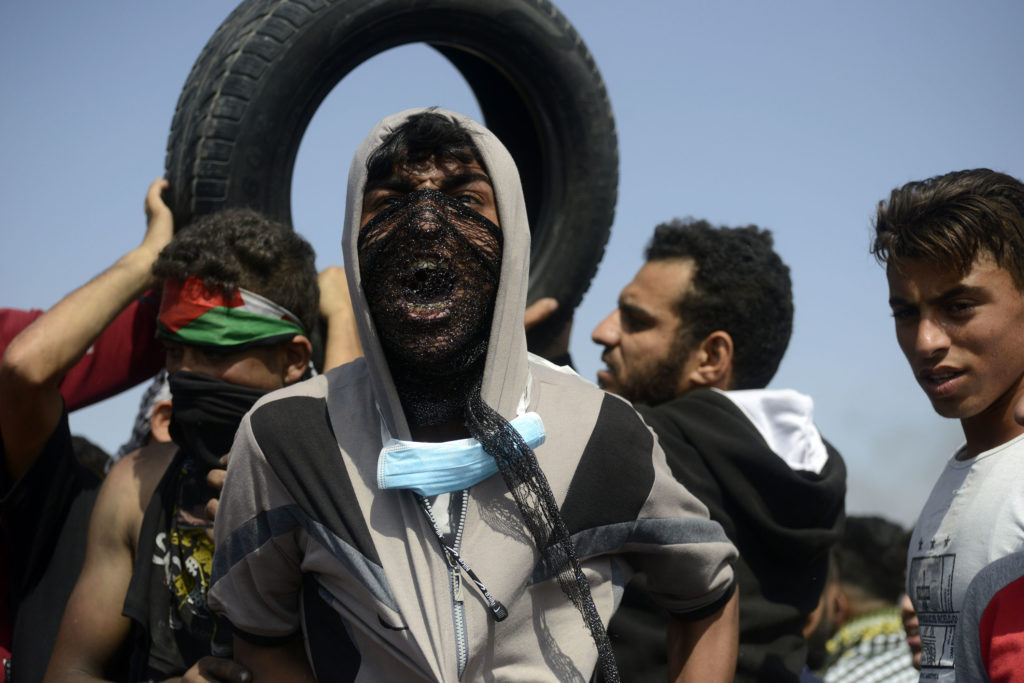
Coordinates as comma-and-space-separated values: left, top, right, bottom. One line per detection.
420, 491, 507, 678
448, 491, 470, 678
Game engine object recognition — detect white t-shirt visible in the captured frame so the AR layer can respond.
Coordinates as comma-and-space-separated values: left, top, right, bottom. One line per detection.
907, 432, 1024, 682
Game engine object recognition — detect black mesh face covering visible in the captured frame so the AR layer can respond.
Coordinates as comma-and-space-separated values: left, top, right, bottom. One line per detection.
359, 188, 503, 426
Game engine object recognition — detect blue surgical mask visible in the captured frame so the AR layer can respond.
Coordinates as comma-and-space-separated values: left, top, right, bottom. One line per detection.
377, 412, 546, 497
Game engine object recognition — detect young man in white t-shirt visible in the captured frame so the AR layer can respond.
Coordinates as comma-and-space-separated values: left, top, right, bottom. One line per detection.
873, 168, 1024, 682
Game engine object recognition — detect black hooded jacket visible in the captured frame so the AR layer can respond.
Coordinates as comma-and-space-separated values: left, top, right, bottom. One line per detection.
606, 388, 846, 682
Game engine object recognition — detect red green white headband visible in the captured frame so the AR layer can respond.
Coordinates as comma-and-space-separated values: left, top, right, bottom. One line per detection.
158, 276, 305, 349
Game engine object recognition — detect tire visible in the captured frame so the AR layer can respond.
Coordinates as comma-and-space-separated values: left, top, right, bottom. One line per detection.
164, 0, 618, 352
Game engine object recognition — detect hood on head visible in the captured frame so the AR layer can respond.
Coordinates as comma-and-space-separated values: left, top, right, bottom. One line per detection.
342, 108, 530, 439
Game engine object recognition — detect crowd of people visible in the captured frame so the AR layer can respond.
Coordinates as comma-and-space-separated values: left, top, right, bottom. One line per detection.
1, 107, 1022, 682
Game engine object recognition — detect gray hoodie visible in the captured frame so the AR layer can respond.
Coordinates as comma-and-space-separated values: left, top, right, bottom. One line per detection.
210, 109, 736, 681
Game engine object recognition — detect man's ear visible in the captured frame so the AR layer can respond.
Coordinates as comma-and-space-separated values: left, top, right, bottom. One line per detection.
149, 400, 173, 444
833, 586, 852, 628
686, 330, 734, 390
281, 335, 314, 385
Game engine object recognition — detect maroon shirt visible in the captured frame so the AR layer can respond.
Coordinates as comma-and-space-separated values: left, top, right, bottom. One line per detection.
0, 291, 163, 411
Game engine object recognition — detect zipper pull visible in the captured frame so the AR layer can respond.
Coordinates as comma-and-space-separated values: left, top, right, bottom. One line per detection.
489, 600, 509, 622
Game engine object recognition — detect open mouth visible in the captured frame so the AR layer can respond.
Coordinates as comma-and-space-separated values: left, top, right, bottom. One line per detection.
397, 256, 454, 321
918, 368, 965, 398
923, 371, 961, 384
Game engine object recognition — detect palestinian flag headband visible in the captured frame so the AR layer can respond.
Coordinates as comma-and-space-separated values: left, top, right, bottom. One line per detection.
158, 276, 306, 349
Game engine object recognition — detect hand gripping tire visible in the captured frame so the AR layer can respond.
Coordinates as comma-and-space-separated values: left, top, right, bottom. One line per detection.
164, 0, 618, 352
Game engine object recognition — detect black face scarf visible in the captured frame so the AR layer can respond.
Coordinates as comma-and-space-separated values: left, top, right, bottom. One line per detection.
168, 370, 269, 471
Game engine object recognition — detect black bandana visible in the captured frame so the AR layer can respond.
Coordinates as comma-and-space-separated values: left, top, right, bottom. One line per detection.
168, 370, 268, 471
359, 189, 502, 426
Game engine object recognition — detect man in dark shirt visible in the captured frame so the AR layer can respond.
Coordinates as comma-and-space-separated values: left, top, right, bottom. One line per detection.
589, 218, 847, 682
37, 186, 317, 683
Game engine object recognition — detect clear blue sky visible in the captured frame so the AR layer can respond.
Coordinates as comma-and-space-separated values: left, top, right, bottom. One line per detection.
2, 1, 1023, 527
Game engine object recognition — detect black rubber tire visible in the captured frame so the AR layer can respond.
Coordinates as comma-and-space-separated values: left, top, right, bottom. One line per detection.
164, 0, 618, 350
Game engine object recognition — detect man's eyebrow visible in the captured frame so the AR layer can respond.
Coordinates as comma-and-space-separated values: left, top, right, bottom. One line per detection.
364, 176, 418, 194
618, 300, 651, 319
363, 171, 492, 195
439, 171, 492, 192
936, 284, 986, 302
940, 284, 981, 297
888, 285, 984, 308
888, 296, 912, 308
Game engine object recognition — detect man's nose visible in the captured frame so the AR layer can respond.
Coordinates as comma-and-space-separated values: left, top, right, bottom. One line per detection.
409, 201, 445, 235
591, 310, 620, 347
176, 347, 192, 372
914, 316, 950, 358
412, 176, 443, 192
177, 347, 209, 374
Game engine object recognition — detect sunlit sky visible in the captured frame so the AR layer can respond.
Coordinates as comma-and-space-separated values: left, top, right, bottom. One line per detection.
3, 1, 1023, 527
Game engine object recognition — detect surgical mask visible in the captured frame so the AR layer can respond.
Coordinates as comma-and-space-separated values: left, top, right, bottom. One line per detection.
377, 411, 545, 497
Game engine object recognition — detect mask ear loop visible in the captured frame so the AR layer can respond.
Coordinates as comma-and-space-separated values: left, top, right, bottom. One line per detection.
377, 402, 393, 446
515, 371, 533, 417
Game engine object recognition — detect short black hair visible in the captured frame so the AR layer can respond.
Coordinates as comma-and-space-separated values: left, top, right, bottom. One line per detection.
833, 515, 909, 604
365, 108, 483, 184
153, 208, 319, 334
645, 218, 793, 389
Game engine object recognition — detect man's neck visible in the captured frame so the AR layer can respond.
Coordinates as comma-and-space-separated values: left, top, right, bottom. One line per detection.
410, 420, 471, 442
845, 597, 896, 622
959, 383, 1024, 459
393, 362, 483, 443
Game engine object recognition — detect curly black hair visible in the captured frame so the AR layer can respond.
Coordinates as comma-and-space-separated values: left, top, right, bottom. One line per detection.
152, 208, 319, 334
645, 218, 793, 389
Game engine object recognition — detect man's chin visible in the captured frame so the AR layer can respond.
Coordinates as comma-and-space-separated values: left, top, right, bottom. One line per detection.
927, 393, 973, 420
596, 369, 619, 393
385, 333, 488, 375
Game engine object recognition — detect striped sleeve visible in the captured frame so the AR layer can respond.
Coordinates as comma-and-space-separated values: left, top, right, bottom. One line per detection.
208, 407, 306, 643
561, 393, 737, 617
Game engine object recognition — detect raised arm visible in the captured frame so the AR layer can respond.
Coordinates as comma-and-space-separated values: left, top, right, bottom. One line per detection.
668, 588, 739, 683
0, 178, 172, 482
317, 265, 363, 370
